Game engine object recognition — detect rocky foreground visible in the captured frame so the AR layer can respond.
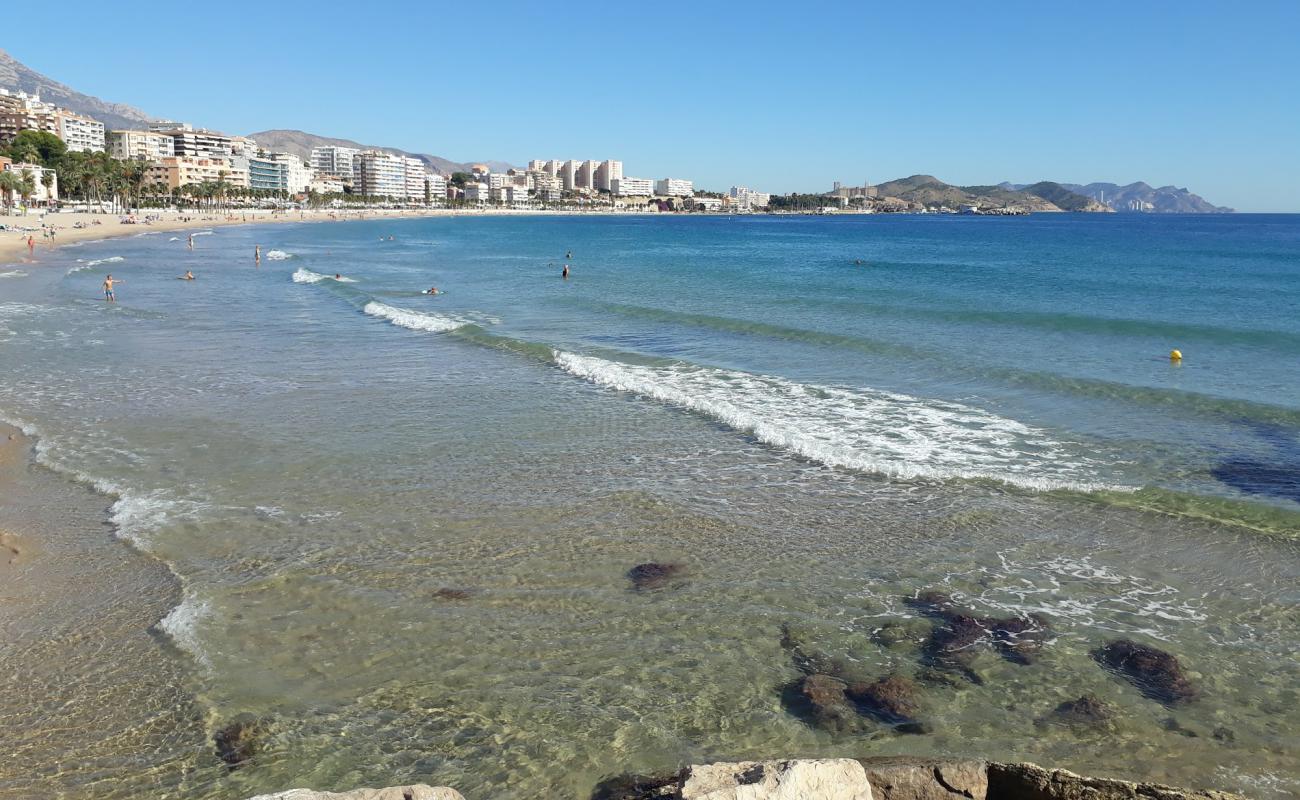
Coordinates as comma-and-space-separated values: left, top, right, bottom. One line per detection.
246, 757, 1247, 800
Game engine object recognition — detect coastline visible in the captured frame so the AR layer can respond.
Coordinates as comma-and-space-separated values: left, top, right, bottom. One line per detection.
0, 206, 668, 265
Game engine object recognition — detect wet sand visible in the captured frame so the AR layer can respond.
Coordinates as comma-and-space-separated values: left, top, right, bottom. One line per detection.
0, 425, 208, 798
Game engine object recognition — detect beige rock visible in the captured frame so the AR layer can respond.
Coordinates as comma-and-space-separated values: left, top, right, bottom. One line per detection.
245, 785, 464, 800
680, 759, 873, 800
859, 757, 987, 800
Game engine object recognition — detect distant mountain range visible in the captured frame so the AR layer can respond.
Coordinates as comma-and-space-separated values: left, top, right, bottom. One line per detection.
245, 130, 513, 177
873, 175, 1111, 212
0, 49, 155, 133
998, 181, 1233, 213
0, 50, 510, 176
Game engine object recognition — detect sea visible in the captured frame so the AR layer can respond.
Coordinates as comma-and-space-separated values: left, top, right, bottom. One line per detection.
0, 213, 1297, 799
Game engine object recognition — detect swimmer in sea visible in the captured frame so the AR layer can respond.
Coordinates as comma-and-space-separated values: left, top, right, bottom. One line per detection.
427, 286, 440, 295
103, 274, 122, 301
565, 250, 572, 259
181, 270, 195, 280
334, 273, 343, 280
562, 263, 569, 279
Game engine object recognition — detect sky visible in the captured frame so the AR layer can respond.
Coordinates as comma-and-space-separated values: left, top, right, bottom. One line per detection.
10, 1, 1300, 211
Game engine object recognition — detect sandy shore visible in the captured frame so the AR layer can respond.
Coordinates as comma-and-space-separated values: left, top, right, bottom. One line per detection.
0, 207, 466, 265
0, 206, 660, 266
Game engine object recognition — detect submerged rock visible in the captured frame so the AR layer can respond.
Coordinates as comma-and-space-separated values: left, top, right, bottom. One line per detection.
214, 713, 269, 769
847, 674, 923, 727
783, 673, 865, 733
1036, 694, 1116, 731
627, 562, 686, 591
987, 761, 1243, 800
590, 773, 680, 800
987, 614, 1050, 665
905, 590, 961, 619
921, 614, 987, 685
1092, 639, 1198, 705
780, 623, 850, 679
431, 588, 473, 601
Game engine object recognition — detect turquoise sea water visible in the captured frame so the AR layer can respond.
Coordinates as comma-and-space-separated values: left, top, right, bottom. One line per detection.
0, 213, 1298, 798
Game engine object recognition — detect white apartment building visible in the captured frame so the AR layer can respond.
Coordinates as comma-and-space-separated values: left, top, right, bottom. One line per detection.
574, 160, 598, 192
310, 175, 345, 194
557, 160, 577, 190
530, 173, 562, 194
654, 178, 694, 197
352, 150, 407, 198
595, 159, 623, 192
464, 182, 489, 202
425, 173, 447, 203
311, 146, 359, 179
148, 120, 193, 132
108, 130, 176, 160
270, 152, 312, 193
57, 112, 105, 152
611, 176, 653, 196
506, 185, 530, 205
403, 157, 426, 202
692, 196, 723, 212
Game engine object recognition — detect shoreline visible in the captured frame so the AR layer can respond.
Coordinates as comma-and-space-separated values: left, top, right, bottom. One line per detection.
0, 206, 665, 265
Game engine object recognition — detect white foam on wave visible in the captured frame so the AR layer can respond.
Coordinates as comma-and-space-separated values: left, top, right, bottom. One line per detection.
292, 267, 355, 283
168, 236, 180, 241
0, 410, 216, 667
84, 256, 125, 267
553, 351, 1130, 493
265, 249, 292, 261
363, 301, 468, 333
191, 230, 215, 236
157, 591, 212, 667
0, 269, 28, 278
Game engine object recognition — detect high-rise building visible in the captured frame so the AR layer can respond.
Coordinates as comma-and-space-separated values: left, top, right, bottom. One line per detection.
311, 146, 359, 180
574, 160, 598, 192
728, 186, 771, 209
352, 150, 407, 198
56, 112, 105, 153
161, 128, 235, 158
404, 157, 426, 202
558, 160, 578, 190
248, 155, 287, 192
424, 173, 447, 204
595, 160, 623, 192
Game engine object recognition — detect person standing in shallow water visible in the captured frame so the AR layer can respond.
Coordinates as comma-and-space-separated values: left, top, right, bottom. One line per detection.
562, 263, 569, 279
254, 244, 261, 265
102, 274, 122, 301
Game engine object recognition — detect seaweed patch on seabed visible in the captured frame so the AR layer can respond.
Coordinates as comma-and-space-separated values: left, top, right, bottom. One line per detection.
1212, 422, 1300, 503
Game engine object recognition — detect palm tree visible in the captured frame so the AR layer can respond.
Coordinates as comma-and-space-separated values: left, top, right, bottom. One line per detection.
0, 171, 19, 213
40, 171, 55, 206
18, 170, 36, 213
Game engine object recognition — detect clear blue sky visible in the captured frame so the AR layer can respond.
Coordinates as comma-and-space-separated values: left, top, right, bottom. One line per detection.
11, 1, 1300, 210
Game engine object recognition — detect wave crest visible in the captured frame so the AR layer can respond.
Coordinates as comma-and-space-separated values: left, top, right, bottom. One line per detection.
363, 301, 468, 333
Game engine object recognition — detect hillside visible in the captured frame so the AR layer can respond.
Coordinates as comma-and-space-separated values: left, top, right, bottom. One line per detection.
872, 175, 1094, 212
1019, 181, 1110, 212
248, 129, 513, 176
0, 49, 157, 132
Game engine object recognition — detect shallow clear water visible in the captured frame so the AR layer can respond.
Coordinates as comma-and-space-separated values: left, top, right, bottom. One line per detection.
0, 214, 1298, 799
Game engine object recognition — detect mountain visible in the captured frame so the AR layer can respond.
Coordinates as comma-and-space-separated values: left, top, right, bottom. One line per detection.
1063, 182, 1232, 213
999, 180, 1231, 213
0, 50, 513, 176
0, 49, 157, 132
873, 175, 1102, 212
248, 129, 514, 176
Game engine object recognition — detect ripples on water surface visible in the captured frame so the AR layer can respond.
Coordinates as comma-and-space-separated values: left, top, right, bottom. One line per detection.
0, 213, 1297, 799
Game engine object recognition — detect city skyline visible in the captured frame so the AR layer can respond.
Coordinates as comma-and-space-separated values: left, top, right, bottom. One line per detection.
6, 0, 1300, 211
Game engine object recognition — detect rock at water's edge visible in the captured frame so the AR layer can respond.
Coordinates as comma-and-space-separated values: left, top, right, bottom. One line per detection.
245, 787, 463, 800
679, 759, 874, 800
987, 761, 1244, 800
858, 756, 988, 800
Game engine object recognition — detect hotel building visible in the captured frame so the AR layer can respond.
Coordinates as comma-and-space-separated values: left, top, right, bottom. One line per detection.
611, 176, 653, 196
312, 146, 359, 180
352, 150, 407, 198
108, 130, 176, 161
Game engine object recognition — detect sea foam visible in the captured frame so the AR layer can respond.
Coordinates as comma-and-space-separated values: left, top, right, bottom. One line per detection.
552, 351, 1128, 492
293, 267, 355, 283
363, 301, 468, 333
265, 249, 292, 261
0, 270, 28, 278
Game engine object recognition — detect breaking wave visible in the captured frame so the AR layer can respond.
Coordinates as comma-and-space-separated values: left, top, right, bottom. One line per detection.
265, 249, 292, 261
552, 351, 1129, 492
363, 301, 469, 333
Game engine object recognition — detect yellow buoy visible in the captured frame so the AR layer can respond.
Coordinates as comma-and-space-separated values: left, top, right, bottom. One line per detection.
1169, 349, 1182, 361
